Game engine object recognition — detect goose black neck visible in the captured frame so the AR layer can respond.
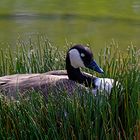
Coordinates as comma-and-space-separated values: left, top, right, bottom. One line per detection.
66, 54, 95, 88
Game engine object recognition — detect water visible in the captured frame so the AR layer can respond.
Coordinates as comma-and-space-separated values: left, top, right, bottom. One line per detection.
0, 0, 140, 53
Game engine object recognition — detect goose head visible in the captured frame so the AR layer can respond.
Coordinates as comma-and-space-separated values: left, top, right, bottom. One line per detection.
66, 45, 104, 73
66, 44, 103, 87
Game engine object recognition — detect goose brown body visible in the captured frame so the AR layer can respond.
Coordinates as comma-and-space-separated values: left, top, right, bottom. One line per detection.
0, 70, 94, 98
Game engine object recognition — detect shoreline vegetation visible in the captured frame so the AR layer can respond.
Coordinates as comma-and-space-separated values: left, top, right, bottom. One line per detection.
0, 37, 139, 139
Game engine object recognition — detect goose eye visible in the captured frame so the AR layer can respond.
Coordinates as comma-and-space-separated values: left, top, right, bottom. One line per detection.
81, 53, 85, 57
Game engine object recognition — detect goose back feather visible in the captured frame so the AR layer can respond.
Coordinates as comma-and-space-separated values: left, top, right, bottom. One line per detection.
0, 72, 92, 99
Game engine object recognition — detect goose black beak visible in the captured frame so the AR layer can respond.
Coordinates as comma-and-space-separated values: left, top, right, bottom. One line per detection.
87, 60, 104, 73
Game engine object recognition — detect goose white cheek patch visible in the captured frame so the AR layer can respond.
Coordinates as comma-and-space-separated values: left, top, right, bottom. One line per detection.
69, 49, 85, 68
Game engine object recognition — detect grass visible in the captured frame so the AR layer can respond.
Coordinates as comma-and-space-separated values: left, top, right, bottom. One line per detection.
0, 37, 139, 140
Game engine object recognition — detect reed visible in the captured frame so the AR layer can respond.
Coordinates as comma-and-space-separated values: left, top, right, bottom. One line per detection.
0, 37, 139, 140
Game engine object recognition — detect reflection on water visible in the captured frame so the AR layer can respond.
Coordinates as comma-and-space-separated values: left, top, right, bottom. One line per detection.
0, 0, 140, 52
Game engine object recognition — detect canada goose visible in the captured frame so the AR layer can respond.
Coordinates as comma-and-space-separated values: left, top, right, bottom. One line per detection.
0, 44, 115, 99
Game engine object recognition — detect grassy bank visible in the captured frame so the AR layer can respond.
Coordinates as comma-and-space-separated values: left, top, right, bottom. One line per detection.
0, 37, 139, 140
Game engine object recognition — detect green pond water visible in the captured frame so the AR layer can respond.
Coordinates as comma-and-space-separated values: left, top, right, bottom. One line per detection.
0, 0, 140, 53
